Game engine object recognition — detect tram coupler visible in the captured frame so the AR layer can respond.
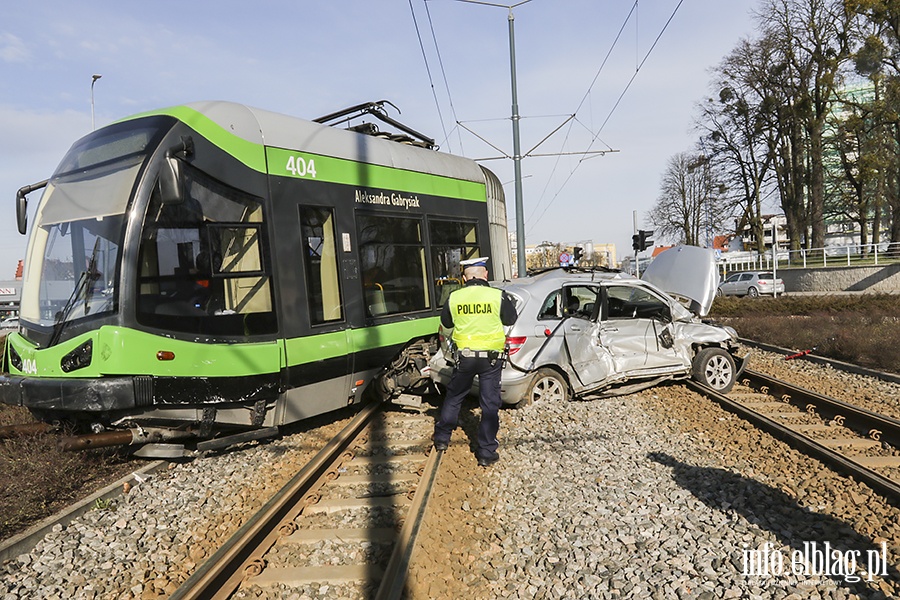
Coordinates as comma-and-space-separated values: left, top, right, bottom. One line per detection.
58, 426, 195, 452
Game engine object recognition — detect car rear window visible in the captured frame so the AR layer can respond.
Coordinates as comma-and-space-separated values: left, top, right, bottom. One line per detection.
757, 272, 774, 279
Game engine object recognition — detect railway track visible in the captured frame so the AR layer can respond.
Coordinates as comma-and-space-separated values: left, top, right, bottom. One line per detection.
688, 369, 900, 505
171, 400, 441, 600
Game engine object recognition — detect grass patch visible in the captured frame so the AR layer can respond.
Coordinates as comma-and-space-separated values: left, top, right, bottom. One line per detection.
709, 294, 900, 374
0, 406, 132, 540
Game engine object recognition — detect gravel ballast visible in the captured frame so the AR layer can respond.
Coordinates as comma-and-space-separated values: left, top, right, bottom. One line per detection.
407, 349, 900, 599
1, 348, 899, 598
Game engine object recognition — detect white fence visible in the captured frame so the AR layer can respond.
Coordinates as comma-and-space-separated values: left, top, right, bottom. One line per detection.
719, 241, 900, 273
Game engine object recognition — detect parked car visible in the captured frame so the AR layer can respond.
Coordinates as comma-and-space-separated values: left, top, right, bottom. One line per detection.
716, 271, 785, 298
429, 245, 748, 407
0, 317, 18, 330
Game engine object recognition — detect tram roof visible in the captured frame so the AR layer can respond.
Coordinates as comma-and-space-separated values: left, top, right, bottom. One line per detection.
128, 101, 487, 185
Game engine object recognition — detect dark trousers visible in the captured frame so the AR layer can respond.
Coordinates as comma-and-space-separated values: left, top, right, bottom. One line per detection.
433, 356, 503, 459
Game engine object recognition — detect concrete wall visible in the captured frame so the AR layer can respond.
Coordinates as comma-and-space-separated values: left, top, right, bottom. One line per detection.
778, 263, 900, 293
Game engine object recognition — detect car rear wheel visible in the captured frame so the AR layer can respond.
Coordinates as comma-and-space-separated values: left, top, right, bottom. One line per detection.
517, 368, 567, 408
691, 348, 736, 393
747, 286, 759, 298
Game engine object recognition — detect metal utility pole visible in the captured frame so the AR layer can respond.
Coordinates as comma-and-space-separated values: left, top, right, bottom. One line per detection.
772, 218, 778, 298
633, 210, 640, 278
456, 0, 531, 277
508, 7, 526, 279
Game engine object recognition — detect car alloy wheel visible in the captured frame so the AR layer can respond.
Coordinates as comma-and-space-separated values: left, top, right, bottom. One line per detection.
691, 348, 736, 393
518, 368, 567, 408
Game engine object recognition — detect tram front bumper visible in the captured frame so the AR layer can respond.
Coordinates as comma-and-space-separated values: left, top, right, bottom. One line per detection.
0, 374, 139, 413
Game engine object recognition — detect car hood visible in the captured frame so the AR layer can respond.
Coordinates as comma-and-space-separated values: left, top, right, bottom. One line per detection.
641, 245, 718, 317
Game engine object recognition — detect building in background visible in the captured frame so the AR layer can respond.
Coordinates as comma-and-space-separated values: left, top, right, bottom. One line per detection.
0, 260, 22, 317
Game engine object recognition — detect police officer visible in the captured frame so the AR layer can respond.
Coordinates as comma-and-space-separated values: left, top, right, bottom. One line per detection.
432, 257, 517, 467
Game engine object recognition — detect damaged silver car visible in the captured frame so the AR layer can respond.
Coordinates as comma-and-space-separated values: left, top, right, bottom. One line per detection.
429, 245, 748, 406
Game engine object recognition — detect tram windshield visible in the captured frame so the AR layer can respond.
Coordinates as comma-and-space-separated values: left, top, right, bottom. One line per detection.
20, 124, 163, 329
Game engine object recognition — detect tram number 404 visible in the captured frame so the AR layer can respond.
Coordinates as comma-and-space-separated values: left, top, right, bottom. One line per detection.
285, 155, 318, 178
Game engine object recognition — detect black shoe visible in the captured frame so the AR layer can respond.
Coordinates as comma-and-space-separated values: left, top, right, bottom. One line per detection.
476, 452, 499, 467
433, 441, 448, 451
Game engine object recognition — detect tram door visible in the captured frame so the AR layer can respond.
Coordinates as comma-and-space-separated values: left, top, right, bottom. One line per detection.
282, 206, 352, 421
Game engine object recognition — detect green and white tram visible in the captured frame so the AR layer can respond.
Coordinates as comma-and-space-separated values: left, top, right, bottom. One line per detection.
1, 101, 510, 454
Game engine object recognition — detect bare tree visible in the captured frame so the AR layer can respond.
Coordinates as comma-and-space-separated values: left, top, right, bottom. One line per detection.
846, 0, 900, 252
698, 35, 780, 252
649, 151, 727, 246
762, 0, 849, 250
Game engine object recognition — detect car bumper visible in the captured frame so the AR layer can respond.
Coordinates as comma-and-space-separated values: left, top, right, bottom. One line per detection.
429, 354, 534, 406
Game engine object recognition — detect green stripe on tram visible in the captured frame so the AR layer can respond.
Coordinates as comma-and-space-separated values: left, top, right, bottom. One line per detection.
9, 317, 440, 379
121, 106, 267, 172
265, 147, 486, 201
284, 317, 440, 366
122, 106, 485, 201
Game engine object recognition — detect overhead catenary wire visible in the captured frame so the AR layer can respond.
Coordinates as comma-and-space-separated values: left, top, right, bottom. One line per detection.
528, 0, 687, 231
423, 0, 467, 153
412, 0, 687, 240
408, 0, 451, 151
526, 1, 637, 228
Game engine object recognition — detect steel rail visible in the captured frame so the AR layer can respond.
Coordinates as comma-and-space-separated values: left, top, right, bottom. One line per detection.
374, 444, 443, 600
738, 337, 900, 385
742, 369, 900, 449
687, 374, 900, 507
170, 399, 383, 600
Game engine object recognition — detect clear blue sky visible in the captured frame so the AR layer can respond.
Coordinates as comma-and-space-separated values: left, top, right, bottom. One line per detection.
0, 0, 761, 278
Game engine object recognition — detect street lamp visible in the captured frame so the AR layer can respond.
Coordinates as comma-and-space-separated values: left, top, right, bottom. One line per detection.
91, 74, 102, 130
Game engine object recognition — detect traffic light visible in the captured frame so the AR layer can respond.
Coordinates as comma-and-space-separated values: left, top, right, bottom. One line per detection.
572, 246, 583, 263
632, 230, 654, 252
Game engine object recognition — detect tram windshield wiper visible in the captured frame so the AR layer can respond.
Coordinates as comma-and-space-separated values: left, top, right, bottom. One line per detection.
48, 237, 101, 347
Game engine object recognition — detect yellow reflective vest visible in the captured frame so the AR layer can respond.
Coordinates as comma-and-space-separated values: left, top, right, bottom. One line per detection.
448, 285, 506, 351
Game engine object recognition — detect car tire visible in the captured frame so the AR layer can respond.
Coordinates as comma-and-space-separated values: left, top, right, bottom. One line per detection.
517, 368, 567, 408
715, 288, 724, 298
747, 286, 759, 298
691, 348, 736, 393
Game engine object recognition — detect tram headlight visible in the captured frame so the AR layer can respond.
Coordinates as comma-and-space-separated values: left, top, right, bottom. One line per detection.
61, 340, 93, 373
8, 343, 22, 372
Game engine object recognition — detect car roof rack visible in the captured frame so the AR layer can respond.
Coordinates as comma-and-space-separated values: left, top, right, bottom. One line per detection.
527, 265, 621, 276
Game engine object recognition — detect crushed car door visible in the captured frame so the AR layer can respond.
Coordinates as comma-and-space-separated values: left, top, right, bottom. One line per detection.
598, 284, 681, 374
560, 285, 614, 387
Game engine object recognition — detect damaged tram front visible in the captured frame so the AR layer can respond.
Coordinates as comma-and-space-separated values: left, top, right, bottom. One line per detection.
1, 102, 509, 456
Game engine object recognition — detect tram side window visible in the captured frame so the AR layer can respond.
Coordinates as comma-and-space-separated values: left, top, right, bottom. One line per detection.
300, 206, 342, 325
137, 166, 276, 336
429, 220, 480, 306
358, 214, 429, 317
